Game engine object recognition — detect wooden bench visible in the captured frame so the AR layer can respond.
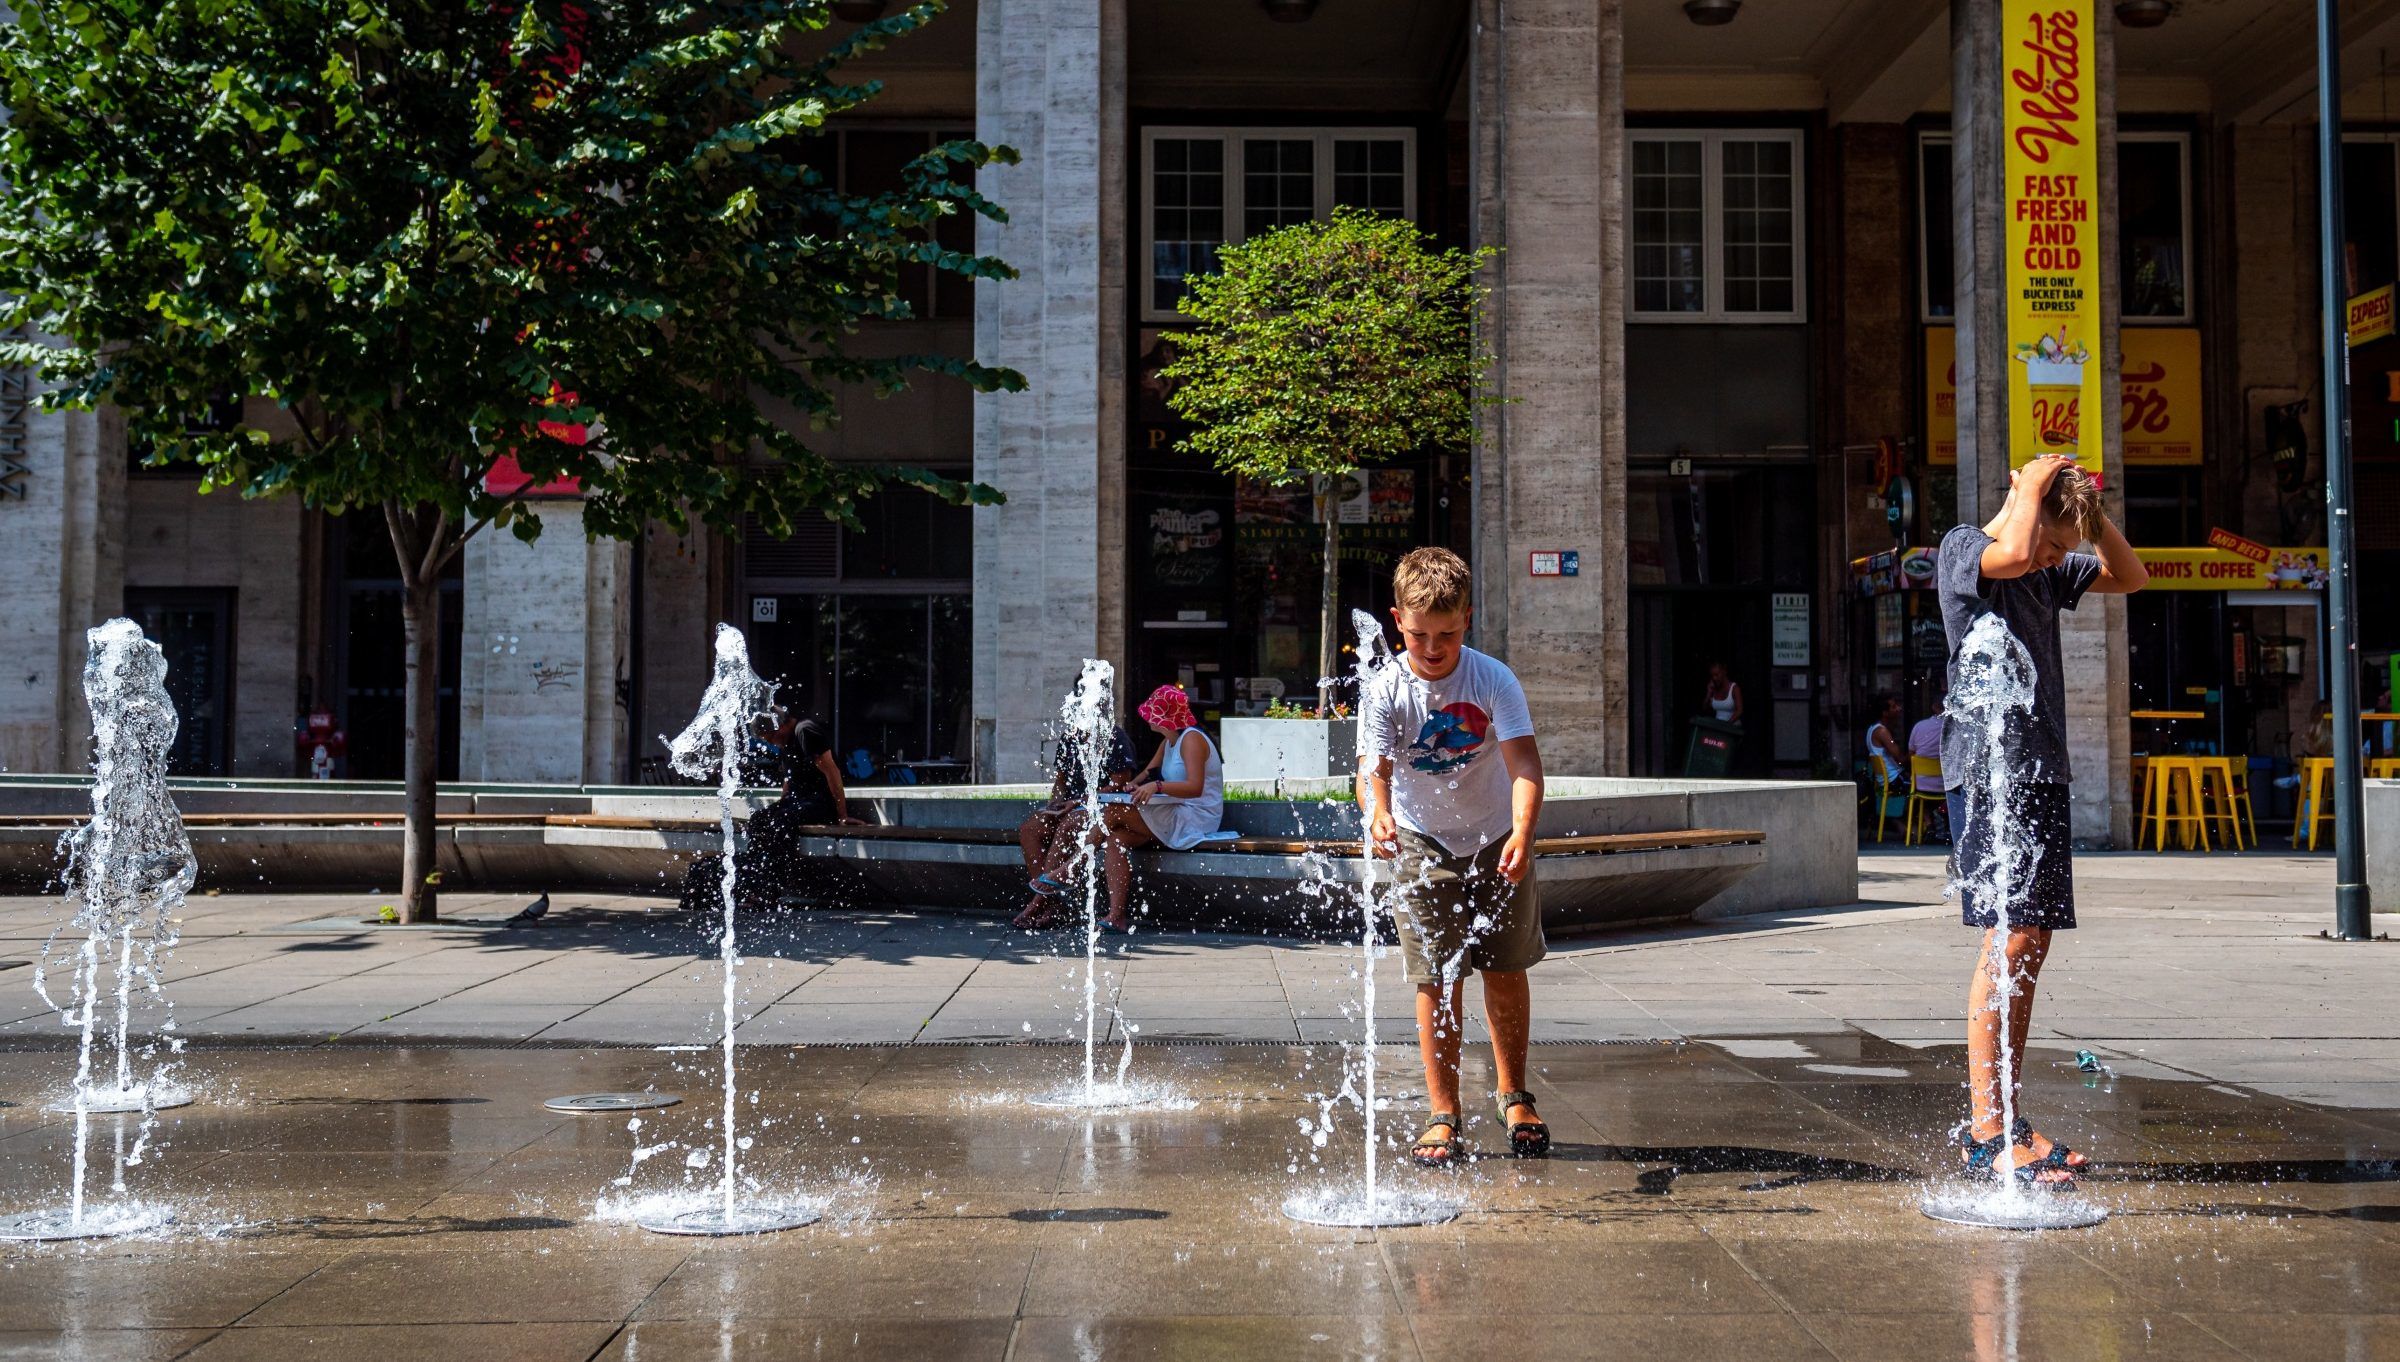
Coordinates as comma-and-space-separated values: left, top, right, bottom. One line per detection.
0, 813, 1766, 934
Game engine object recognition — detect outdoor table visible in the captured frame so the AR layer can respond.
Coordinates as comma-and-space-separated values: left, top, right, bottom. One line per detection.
2131, 709, 2207, 754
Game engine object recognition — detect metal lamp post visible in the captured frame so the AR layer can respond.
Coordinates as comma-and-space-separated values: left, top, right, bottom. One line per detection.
2316, 0, 2376, 940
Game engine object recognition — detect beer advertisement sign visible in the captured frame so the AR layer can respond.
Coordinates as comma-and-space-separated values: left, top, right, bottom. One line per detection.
2004, 0, 2101, 477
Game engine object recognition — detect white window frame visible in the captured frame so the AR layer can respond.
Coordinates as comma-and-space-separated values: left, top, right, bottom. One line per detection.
1917, 129, 2194, 326
1917, 130, 1954, 325
1627, 128, 1808, 324
1140, 126, 1419, 323
2117, 130, 2194, 326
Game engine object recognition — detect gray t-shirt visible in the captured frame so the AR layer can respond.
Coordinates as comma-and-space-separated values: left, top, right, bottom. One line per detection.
1936, 522, 2100, 789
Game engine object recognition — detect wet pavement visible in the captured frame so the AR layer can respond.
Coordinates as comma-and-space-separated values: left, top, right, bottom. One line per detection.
0, 1038, 2393, 1359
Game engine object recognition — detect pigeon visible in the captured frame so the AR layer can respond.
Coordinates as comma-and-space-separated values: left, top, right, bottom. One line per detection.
503, 893, 551, 927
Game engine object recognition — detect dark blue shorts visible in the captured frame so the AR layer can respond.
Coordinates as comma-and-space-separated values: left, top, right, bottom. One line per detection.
1945, 782, 2076, 931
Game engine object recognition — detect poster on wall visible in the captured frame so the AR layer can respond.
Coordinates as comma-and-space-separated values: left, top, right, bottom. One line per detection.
1924, 324, 2200, 467
2003, 0, 2101, 477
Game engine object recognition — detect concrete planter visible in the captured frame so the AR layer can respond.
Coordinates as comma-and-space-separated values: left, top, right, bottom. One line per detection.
1220, 717, 1357, 784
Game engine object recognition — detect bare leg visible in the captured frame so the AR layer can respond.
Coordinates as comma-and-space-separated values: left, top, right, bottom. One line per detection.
1098, 806, 1154, 928
1019, 811, 1057, 877
1481, 968, 1538, 1131
1965, 926, 2080, 1171
1416, 980, 1466, 1157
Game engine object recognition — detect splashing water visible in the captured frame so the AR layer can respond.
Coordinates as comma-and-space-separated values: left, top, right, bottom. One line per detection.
1028, 660, 1184, 1111
1283, 610, 1459, 1228
1920, 613, 2106, 1231
8, 620, 190, 1240
626, 624, 816, 1235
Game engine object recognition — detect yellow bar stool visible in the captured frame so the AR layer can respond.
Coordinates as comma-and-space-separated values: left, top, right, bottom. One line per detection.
2194, 756, 2251, 850
2131, 756, 2152, 846
2291, 756, 2334, 850
2372, 757, 2400, 780
2143, 756, 2209, 851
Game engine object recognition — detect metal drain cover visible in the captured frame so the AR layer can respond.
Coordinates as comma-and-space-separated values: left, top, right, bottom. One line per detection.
544, 1092, 681, 1113
0, 1206, 173, 1241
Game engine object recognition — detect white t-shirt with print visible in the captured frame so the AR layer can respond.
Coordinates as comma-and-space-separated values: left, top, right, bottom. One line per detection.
1358, 646, 1536, 857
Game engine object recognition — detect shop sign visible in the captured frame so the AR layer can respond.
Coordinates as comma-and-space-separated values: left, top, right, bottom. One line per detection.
1924, 326, 2201, 467
2003, 0, 2101, 477
1850, 550, 1899, 598
2134, 545, 2328, 591
2204, 526, 2269, 564
2349, 285, 2396, 347
1771, 593, 1809, 666
2120, 327, 2201, 466
1899, 546, 1939, 589
1925, 328, 1958, 464
1143, 498, 1225, 591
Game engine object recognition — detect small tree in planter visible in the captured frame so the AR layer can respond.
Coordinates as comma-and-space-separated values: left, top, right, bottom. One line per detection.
1162, 209, 1497, 711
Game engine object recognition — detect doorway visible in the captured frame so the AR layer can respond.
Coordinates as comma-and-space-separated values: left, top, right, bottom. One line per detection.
122, 588, 234, 776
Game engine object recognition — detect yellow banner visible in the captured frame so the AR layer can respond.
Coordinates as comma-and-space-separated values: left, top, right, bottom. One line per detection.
2349, 284, 2395, 347
1926, 326, 1958, 464
1926, 325, 2201, 467
2004, 0, 2101, 478
2135, 545, 2328, 591
2120, 327, 2201, 466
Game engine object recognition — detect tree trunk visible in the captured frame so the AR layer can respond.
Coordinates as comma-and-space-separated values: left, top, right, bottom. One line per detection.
1316, 484, 1342, 714
399, 576, 443, 923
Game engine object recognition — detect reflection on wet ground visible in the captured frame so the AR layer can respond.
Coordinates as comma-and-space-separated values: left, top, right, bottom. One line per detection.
0, 1036, 2393, 1359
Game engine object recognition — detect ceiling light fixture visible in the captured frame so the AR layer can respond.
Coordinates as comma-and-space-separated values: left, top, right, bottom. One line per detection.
1683, 0, 1741, 26
2114, 0, 2172, 27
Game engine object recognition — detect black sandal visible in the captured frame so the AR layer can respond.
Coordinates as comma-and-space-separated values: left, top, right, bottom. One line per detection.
1495, 1089, 1550, 1158
2010, 1116, 2087, 1177
1957, 1119, 2080, 1185
1410, 1114, 1463, 1169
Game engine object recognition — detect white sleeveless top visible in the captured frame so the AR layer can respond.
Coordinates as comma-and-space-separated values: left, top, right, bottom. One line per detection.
1709, 684, 1739, 721
1137, 728, 1223, 850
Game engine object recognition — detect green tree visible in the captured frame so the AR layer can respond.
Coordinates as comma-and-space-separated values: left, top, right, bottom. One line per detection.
0, 0, 1020, 920
1161, 208, 1496, 710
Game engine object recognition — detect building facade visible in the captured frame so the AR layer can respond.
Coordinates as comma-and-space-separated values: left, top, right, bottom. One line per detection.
2, 0, 2387, 849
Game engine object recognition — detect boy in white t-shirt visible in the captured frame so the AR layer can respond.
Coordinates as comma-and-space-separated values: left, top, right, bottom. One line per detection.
1357, 547, 1549, 1166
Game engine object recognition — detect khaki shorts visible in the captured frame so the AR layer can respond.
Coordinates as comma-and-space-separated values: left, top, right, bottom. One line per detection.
1385, 826, 1545, 985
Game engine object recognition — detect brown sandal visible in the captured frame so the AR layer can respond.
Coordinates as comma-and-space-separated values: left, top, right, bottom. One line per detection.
1411, 1114, 1464, 1168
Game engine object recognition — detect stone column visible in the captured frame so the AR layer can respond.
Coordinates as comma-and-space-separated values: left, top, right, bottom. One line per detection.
458, 502, 631, 785
1951, 1, 2131, 845
1468, 0, 1628, 776
971, 0, 1128, 782
0, 357, 122, 773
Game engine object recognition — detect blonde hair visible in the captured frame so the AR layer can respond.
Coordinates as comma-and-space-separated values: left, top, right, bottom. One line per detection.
1393, 546, 1473, 615
2041, 465, 2107, 544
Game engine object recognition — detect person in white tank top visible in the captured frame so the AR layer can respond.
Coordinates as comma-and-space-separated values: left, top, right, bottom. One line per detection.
1704, 661, 1742, 723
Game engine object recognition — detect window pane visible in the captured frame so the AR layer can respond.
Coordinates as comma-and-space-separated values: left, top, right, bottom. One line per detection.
1720, 138, 1795, 315
1332, 137, 1407, 215
2346, 141, 2399, 296
1631, 138, 1706, 314
1921, 138, 1955, 319
1243, 137, 1316, 236
2119, 138, 2188, 318
1151, 137, 1226, 312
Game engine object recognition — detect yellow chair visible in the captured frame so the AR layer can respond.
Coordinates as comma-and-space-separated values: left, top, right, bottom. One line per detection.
2292, 756, 2333, 850
1903, 756, 1946, 846
2193, 756, 2252, 850
2373, 757, 2400, 780
1868, 759, 1905, 843
2141, 756, 2209, 851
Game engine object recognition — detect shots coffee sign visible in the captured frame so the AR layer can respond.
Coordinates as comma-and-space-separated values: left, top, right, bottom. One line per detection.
2004, 0, 2101, 478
